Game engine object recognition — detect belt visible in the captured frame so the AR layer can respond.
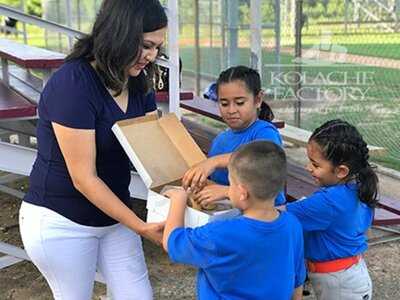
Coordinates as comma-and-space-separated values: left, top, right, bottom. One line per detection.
307, 255, 361, 273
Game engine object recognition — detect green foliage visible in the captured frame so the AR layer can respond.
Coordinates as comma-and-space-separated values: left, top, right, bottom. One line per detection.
304, 0, 345, 21
27, 0, 42, 17
0, 0, 42, 17
0, 0, 21, 7
238, 1, 275, 24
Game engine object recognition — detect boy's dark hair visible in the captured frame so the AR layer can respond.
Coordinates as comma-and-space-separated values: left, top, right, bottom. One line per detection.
229, 141, 286, 200
216, 65, 275, 122
66, 0, 167, 96
310, 119, 379, 208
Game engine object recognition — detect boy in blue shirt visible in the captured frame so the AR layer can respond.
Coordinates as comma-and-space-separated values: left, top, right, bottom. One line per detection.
163, 141, 305, 300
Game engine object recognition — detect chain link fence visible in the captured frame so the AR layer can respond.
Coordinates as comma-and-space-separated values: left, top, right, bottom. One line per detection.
0, 0, 399, 170
178, 0, 400, 171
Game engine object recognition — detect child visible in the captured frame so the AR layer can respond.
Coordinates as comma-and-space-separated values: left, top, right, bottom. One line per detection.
183, 66, 286, 206
163, 141, 306, 300
286, 119, 378, 300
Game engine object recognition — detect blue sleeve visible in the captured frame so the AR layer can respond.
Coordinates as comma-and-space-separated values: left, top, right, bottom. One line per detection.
275, 191, 286, 206
254, 125, 282, 146
167, 225, 218, 269
144, 91, 157, 113
294, 227, 306, 288
207, 132, 222, 158
42, 66, 97, 129
286, 190, 337, 231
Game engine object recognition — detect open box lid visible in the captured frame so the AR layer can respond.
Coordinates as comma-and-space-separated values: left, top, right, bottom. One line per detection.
112, 113, 206, 191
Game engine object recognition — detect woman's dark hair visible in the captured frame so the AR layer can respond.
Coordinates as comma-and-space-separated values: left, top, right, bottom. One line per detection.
310, 119, 379, 208
66, 0, 168, 96
216, 65, 274, 121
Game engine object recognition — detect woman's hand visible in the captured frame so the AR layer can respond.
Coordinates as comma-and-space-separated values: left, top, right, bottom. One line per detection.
139, 222, 165, 245
192, 184, 229, 206
182, 159, 217, 191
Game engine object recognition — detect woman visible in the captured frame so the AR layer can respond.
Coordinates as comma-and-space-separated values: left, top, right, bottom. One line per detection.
19, 1, 167, 299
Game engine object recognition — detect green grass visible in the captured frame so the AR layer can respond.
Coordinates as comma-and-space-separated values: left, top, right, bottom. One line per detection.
303, 43, 400, 60
328, 43, 400, 60
179, 22, 400, 60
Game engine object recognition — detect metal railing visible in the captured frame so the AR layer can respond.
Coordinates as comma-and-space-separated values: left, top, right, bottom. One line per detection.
0, 4, 84, 40
0, 2, 181, 116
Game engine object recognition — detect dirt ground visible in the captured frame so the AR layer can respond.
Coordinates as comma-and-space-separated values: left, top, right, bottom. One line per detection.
0, 173, 400, 300
0, 179, 196, 300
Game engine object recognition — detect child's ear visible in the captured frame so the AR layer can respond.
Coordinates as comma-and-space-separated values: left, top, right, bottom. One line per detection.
255, 91, 263, 108
237, 184, 250, 209
335, 164, 350, 179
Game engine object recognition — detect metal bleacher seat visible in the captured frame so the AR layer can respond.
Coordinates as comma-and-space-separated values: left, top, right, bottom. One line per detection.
0, 38, 65, 271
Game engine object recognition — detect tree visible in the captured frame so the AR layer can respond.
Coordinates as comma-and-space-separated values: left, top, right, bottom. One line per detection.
27, 0, 42, 17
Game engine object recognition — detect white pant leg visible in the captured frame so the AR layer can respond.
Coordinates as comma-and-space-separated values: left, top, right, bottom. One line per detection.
97, 224, 152, 300
309, 259, 372, 300
19, 202, 101, 300
339, 259, 372, 300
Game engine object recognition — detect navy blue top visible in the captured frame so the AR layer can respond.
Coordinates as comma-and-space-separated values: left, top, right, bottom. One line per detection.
287, 183, 373, 261
208, 119, 286, 205
168, 212, 306, 300
24, 59, 157, 226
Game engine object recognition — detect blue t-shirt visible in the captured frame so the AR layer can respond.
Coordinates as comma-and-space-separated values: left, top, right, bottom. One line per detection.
208, 119, 286, 205
24, 59, 157, 226
168, 212, 306, 300
287, 183, 373, 262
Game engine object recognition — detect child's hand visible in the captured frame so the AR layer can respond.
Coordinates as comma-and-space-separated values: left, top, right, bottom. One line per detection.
162, 188, 188, 251
192, 184, 229, 206
163, 188, 188, 204
182, 159, 217, 191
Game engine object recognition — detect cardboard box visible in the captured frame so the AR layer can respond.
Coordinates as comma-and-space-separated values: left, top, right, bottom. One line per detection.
112, 113, 240, 227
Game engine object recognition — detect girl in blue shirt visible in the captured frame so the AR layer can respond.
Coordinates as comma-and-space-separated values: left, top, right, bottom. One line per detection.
182, 66, 285, 206
286, 119, 379, 300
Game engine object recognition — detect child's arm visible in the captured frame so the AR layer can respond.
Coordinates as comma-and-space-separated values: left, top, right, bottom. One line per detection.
292, 286, 303, 300
286, 192, 336, 231
182, 153, 231, 190
162, 188, 188, 252
162, 189, 220, 270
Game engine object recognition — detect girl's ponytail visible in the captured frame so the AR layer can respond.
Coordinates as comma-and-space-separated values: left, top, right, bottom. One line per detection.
357, 164, 379, 208
259, 101, 274, 122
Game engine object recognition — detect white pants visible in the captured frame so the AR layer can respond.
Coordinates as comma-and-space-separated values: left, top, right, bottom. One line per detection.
19, 201, 152, 300
309, 259, 372, 300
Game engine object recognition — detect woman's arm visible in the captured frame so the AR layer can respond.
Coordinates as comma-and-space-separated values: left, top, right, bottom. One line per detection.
53, 123, 164, 244
182, 153, 231, 190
